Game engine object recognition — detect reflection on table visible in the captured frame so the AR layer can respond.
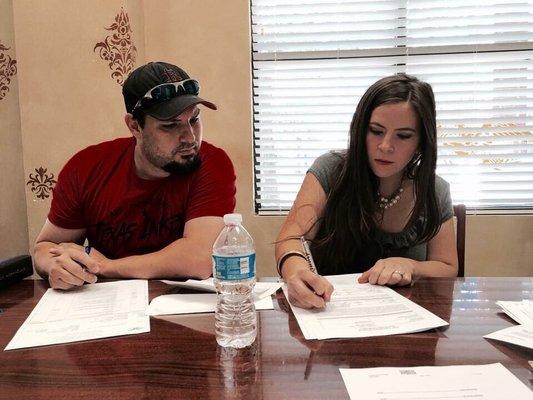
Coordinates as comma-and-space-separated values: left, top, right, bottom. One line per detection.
0, 278, 531, 399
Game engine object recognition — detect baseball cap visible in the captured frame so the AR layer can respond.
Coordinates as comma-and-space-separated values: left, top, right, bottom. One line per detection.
122, 61, 217, 120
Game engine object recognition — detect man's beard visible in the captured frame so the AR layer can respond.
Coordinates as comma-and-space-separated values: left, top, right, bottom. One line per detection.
162, 155, 201, 175
140, 133, 202, 176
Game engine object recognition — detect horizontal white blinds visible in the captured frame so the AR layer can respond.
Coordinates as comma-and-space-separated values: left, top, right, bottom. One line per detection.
252, 0, 533, 212
252, 0, 533, 56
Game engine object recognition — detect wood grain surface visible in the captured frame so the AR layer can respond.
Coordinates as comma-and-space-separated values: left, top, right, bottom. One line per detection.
0, 278, 531, 399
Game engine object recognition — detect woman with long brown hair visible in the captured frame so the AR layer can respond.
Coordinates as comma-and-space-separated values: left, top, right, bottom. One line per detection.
275, 73, 458, 309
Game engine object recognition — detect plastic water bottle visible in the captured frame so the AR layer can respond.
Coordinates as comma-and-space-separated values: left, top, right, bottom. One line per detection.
212, 213, 257, 348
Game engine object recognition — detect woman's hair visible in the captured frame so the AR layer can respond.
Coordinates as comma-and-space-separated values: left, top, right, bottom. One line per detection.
311, 73, 440, 273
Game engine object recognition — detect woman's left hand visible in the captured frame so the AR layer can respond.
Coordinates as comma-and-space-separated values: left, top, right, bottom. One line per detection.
358, 257, 417, 286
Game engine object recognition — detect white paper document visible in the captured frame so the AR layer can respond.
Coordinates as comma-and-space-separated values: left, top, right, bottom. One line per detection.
496, 300, 533, 325
339, 363, 531, 400
161, 278, 282, 300
484, 324, 533, 350
5, 280, 150, 351
286, 279, 448, 340
146, 293, 274, 316
322, 273, 362, 285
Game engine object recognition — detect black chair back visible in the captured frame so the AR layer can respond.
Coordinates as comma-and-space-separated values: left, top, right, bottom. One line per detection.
453, 205, 466, 277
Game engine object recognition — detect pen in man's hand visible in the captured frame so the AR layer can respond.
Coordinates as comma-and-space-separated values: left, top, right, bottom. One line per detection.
82, 245, 92, 274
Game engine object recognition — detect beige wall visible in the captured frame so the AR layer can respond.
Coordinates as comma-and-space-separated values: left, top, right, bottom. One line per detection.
3, 0, 532, 276
143, 0, 532, 277
12, 0, 145, 250
0, 0, 29, 259
466, 215, 533, 276
143, 0, 282, 277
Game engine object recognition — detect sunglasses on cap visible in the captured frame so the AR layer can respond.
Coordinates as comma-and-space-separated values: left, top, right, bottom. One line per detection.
132, 79, 200, 113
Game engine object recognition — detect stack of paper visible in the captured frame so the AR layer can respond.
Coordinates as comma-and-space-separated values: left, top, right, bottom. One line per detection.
340, 363, 531, 400
146, 293, 274, 316
147, 279, 283, 316
161, 278, 282, 300
484, 300, 533, 350
5, 280, 150, 351
285, 275, 448, 340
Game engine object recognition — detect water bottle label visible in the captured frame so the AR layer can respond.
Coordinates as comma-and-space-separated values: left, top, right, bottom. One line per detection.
213, 254, 256, 280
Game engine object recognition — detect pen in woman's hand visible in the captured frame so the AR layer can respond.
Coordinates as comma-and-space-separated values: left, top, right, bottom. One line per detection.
300, 237, 317, 274
300, 237, 333, 304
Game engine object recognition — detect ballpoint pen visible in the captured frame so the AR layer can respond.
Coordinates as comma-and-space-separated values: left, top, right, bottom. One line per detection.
82, 245, 92, 274
300, 237, 317, 274
300, 237, 328, 304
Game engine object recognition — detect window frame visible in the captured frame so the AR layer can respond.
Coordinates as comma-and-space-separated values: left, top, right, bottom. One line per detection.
250, 1, 533, 215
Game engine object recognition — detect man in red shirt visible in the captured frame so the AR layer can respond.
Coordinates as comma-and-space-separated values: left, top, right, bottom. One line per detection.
34, 62, 236, 290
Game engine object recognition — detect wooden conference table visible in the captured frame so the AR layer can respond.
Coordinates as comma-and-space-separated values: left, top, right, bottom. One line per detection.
0, 278, 531, 399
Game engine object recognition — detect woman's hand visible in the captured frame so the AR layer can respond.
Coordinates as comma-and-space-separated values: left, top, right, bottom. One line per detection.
283, 260, 334, 309
358, 257, 418, 286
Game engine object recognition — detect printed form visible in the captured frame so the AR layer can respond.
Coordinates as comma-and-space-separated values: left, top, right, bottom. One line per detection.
340, 363, 531, 400
485, 325, 533, 350
495, 300, 533, 325
5, 280, 150, 351
484, 300, 533, 350
286, 278, 448, 340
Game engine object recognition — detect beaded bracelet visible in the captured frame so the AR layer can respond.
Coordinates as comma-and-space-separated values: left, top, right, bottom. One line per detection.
276, 250, 308, 277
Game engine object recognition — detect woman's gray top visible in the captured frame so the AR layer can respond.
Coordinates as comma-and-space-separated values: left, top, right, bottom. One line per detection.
308, 151, 453, 268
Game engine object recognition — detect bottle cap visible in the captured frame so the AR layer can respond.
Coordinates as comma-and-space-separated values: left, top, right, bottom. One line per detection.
223, 213, 242, 225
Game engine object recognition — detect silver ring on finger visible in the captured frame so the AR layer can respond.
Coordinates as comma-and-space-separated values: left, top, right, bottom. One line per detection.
393, 270, 404, 279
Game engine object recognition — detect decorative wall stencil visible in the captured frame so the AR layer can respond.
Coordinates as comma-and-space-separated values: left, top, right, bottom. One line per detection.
0, 42, 17, 101
94, 8, 137, 86
26, 167, 57, 200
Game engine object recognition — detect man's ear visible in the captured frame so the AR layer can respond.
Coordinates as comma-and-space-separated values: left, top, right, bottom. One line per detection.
125, 114, 142, 138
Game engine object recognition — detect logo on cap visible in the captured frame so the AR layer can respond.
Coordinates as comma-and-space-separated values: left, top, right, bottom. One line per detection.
161, 67, 182, 83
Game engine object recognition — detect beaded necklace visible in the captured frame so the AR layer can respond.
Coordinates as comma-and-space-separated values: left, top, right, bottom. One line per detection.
377, 185, 404, 209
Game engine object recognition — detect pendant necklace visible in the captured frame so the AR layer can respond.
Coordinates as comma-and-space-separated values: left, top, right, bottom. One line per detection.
377, 184, 404, 209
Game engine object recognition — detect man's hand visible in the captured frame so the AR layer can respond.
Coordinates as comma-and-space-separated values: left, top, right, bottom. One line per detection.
47, 243, 101, 290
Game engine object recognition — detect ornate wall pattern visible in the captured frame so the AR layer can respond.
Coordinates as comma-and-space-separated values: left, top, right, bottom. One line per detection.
0, 42, 17, 101
94, 8, 137, 86
26, 167, 57, 200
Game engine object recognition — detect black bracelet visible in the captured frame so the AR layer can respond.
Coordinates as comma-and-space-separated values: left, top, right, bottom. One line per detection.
276, 250, 308, 277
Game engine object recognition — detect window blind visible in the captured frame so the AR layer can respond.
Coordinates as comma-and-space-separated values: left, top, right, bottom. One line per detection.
251, 0, 533, 213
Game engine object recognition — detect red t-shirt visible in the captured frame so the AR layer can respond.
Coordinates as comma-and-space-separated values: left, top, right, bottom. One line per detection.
48, 137, 236, 258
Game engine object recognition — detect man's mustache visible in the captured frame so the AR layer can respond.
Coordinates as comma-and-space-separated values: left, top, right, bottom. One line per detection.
173, 142, 198, 155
